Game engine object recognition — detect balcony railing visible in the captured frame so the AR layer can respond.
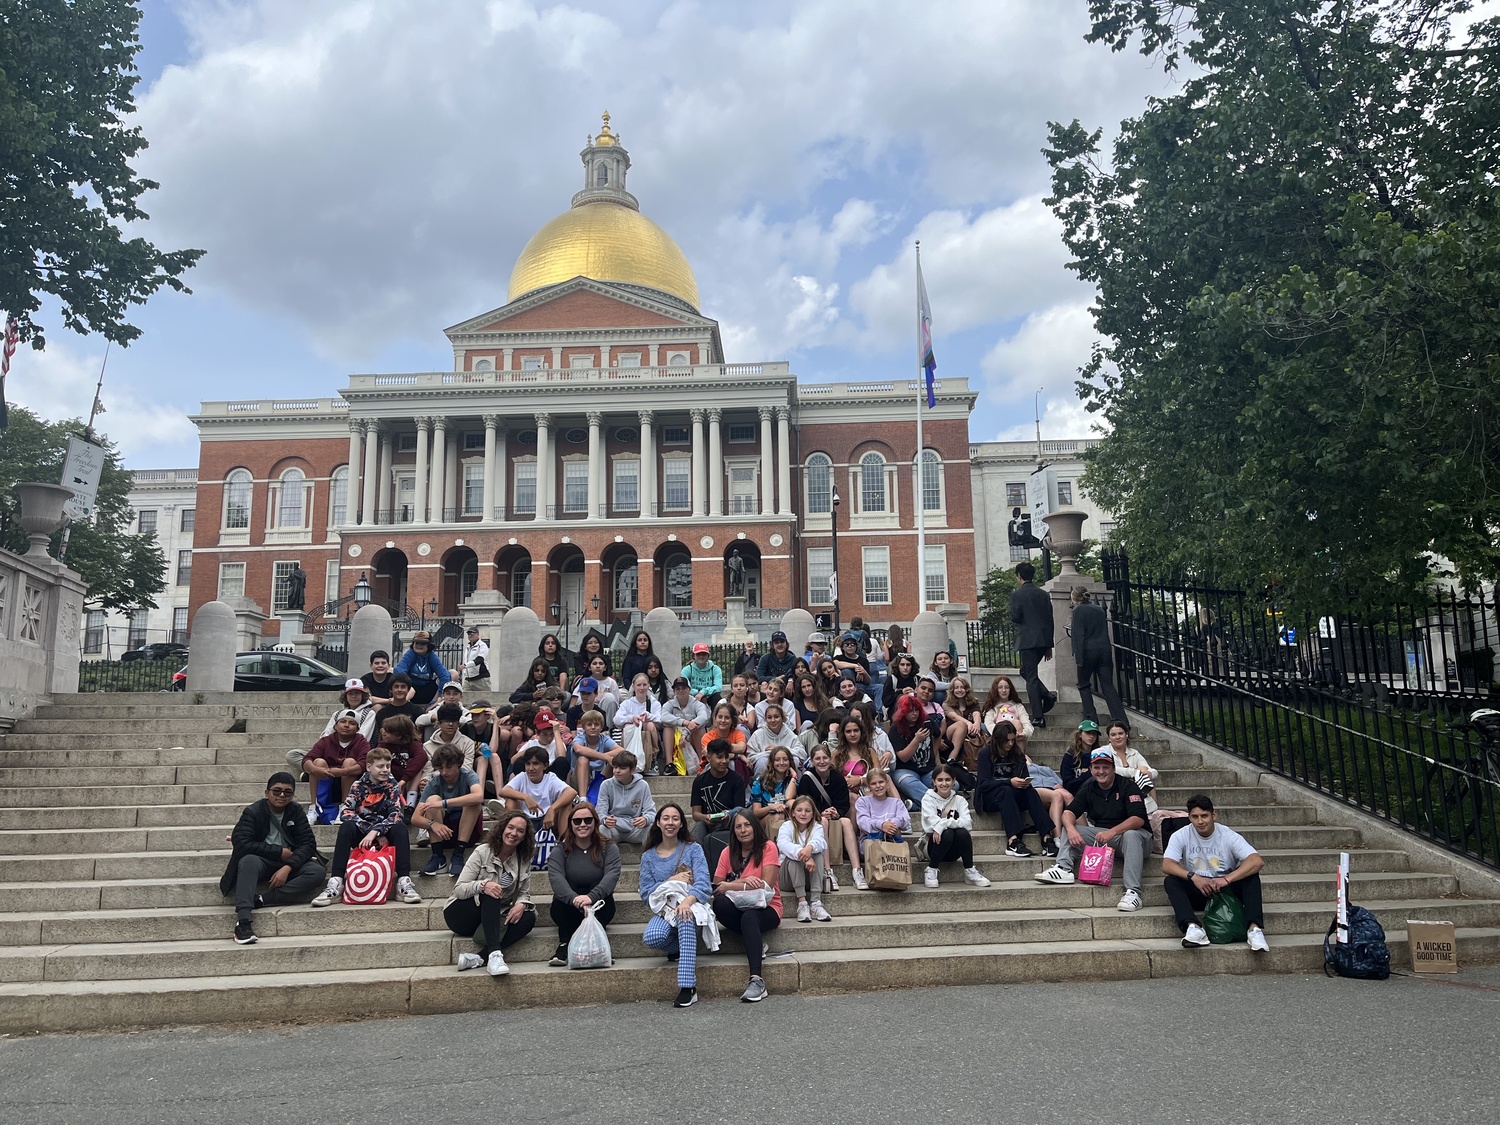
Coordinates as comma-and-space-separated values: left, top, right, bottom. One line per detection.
345, 362, 792, 391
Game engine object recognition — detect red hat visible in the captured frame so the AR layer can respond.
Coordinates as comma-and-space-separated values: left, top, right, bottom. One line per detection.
533, 708, 556, 729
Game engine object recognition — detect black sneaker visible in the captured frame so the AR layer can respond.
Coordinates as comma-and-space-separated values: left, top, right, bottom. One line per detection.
1005, 837, 1035, 858
549, 944, 568, 967
667, 947, 681, 963
1042, 691, 1058, 714
1041, 837, 1060, 858
1032, 716, 1047, 730
233, 920, 258, 945
673, 987, 698, 1008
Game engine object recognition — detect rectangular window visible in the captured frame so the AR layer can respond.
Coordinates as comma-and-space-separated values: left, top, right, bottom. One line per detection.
84, 610, 106, 654
175, 549, 192, 587
862, 546, 891, 605
462, 463, 484, 515
396, 475, 416, 522
128, 609, 149, 650
806, 457, 831, 514
728, 465, 757, 514
1100, 521, 1118, 540
1005, 482, 1027, 508
137, 509, 158, 536
663, 458, 691, 511
180, 509, 195, 533
326, 559, 341, 608
613, 459, 639, 511
562, 461, 588, 512
171, 606, 190, 645
510, 563, 532, 609
218, 562, 246, 600
271, 560, 301, 614
513, 462, 537, 515
807, 547, 833, 605
616, 353, 641, 367
662, 426, 689, 445
329, 471, 348, 526
463, 431, 485, 451
921, 455, 943, 511
1057, 480, 1073, 505
727, 423, 755, 443
569, 354, 594, 369
397, 434, 418, 452
923, 545, 948, 605
521, 355, 545, 370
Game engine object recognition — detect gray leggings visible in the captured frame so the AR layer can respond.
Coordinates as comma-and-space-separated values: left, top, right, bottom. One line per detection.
779, 849, 828, 900
1055, 823, 1152, 892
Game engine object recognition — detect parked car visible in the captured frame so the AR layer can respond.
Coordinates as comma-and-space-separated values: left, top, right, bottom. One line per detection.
171, 651, 347, 692
121, 642, 190, 663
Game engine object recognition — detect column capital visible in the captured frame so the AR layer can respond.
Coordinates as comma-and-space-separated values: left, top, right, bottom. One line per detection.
707, 407, 723, 423
432, 415, 448, 433
775, 405, 791, 421
757, 405, 774, 422
637, 408, 655, 426
415, 417, 432, 433
483, 414, 503, 432
586, 411, 604, 428
535, 412, 552, 428
348, 418, 366, 436
690, 408, 706, 424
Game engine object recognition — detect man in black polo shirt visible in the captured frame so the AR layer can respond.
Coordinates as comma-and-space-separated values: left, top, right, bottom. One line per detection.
1034, 748, 1152, 912
373, 675, 423, 731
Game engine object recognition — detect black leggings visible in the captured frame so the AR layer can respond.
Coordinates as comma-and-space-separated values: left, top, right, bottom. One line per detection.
711, 897, 780, 976
549, 895, 616, 945
443, 896, 536, 957
926, 827, 974, 868
330, 820, 411, 878
992, 784, 1053, 844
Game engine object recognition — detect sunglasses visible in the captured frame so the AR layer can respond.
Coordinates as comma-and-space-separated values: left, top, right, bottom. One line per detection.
571, 817, 595, 826
268, 787, 295, 797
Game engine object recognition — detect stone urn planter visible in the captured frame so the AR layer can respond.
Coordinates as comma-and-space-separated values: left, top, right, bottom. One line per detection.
1042, 510, 1089, 576
14, 482, 73, 558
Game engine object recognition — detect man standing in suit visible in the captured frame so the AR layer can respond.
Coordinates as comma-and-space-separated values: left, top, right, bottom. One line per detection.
1009, 561, 1056, 728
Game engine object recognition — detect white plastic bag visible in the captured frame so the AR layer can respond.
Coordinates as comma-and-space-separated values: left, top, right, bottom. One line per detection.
567, 900, 613, 969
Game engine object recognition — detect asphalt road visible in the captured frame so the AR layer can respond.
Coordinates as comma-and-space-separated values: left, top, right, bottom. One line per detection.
6, 968, 1500, 1125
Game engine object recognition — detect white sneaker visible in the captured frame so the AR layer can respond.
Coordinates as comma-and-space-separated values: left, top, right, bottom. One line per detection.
923, 867, 940, 888
486, 950, 509, 976
963, 867, 992, 887
827, 872, 840, 892
852, 867, 868, 890
311, 877, 342, 906
1033, 865, 1076, 885
1182, 923, 1210, 948
796, 900, 811, 923
809, 901, 832, 921
397, 876, 422, 904
1247, 927, 1270, 953
1117, 889, 1143, 912
485, 798, 505, 821
457, 952, 484, 971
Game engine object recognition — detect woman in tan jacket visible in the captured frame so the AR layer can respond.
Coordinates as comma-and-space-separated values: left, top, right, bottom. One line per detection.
445, 810, 536, 977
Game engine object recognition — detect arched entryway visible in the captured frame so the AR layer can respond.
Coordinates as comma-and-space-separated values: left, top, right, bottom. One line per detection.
600, 542, 639, 618
654, 541, 692, 609
439, 546, 478, 616
370, 548, 408, 613
724, 540, 761, 608
495, 546, 531, 609
547, 544, 587, 647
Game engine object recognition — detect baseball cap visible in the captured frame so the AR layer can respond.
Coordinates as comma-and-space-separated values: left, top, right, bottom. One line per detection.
672, 676, 690, 689
334, 708, 360, 722
807, 631, 827, 644
412, 630, 431, 642
692, 642, 710, 655
343, 678, 367, 693
577, 676, 599, 694
1077, 719, 1101, 733
771, 630, 788, 642
466, 625, 479, 635
468, 705, 490, 715
1090, 748, 1115, 762
441, 682, 463, 694
533, 708, 556, 729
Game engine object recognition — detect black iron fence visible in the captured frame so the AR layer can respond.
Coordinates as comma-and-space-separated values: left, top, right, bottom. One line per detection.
77, 659, 180, 693
966, 618, 1019, 669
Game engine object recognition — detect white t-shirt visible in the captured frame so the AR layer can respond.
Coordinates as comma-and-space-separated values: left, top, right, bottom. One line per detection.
1164, 823, 1258, 878
509, 771, 567, 810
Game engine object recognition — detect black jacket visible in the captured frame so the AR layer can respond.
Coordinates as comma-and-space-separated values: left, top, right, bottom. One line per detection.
219, 798, 318, 896
1070, 601, 1111, 662
1009, 581, 1054, 651
974, 746, 1029, 814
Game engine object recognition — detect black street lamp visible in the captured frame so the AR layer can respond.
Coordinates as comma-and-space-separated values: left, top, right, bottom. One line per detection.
830, 483, 841, 637
352, 572, 373, 609
549, 600, 561, 623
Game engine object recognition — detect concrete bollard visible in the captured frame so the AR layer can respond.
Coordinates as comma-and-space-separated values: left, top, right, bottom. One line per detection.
348, 604, 395, 682
778, 609, 815, 660
496, 606, 541, 695
188, 601, 238, 692
909, 610, 949, 672
642, 607, 683, 679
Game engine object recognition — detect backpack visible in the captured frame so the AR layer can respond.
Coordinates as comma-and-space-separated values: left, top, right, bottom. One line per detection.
1323, 901, 1391, 980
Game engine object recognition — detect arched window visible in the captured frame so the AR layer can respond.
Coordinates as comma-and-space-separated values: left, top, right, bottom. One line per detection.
223, 469, 252, 529
860, 452, 886, 513
596, 163, 608, 187
277, 468, 307, 529
663, 549, 692, 608
329, 466, 349, 525
460, 557, 479, 602
805, 453, 832, 514
614, 555, 638, 610
920, 449, 943, 512
473, 357, 494, 371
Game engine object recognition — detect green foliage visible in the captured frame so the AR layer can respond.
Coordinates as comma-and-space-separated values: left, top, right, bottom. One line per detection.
1047, 1, 1500, 612
0, 404, 165, 611
977, 564, 1018, 626
0, 0, 202, 348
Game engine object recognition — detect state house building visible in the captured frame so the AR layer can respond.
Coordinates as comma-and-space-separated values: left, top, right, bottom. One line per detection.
187, 117, 977, 640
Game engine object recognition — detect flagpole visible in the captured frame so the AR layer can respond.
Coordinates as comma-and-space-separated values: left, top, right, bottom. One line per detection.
915, 241, 927, 614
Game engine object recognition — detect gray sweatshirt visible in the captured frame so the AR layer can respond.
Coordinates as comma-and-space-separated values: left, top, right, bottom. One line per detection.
596, 774, 657, 828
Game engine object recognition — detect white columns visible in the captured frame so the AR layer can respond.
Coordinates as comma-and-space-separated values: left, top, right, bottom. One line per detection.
501, 346, 514, 371
707, 407, 723, 516
536, 412, 553, 518
587, 411, 604, 518
758, 406, 774, 515
494, 423, 508, 520
648, 344, 659, 367
346, 421, 364, 525
360, 420, 379, 526
776, 407, 792, 517
482, 415, 498, 521
429, 417, 448, 522
414, 418, 431, 523
639, 409, 656, 518
444, 436, 458, 519
377, 430, 393, 521
690, 408, 707, 518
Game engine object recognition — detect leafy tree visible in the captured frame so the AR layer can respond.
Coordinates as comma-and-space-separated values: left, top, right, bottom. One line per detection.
978, 564, 1019, 627
1046, 0, 1500, 612
1, 0, 202, 349
0, 404, 165, 611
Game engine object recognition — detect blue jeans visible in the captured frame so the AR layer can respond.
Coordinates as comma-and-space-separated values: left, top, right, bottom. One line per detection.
891, 768, 933, 805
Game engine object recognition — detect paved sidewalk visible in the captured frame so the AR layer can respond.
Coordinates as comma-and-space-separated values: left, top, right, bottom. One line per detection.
5, 968, 1499, 1124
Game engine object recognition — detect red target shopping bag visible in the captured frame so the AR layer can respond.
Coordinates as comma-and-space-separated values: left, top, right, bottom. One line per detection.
342, 845, 396, 904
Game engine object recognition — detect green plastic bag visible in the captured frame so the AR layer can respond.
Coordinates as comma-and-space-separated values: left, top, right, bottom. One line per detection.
1203, 889, 1248, 945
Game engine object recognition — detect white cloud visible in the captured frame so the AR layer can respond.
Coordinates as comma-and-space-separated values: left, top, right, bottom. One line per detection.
982, 301, 1106, 441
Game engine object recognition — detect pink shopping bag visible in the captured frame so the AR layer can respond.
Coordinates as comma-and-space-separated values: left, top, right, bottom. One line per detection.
1078, 844, 1114, 886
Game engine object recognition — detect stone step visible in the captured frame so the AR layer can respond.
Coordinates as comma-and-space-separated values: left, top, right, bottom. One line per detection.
11, 718, 239, 735
0, 733, 213, 751
1087, 896, 1500, 941
46, 692, 340, 707
0, 749, 219, 768
36, 705, 237, 722
0, 871, 1460, 946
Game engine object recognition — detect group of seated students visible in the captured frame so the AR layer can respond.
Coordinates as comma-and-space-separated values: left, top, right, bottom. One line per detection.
228, 640, 1270, 994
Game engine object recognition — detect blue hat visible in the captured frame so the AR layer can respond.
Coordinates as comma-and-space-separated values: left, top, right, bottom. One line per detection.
1090, 748, 1115, 762
577, 677, 599, 694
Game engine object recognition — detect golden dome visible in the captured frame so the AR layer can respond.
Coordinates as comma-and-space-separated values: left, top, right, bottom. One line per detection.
506, 201, 701, 310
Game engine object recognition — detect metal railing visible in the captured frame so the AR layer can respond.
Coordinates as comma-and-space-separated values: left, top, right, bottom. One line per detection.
77, 659, 180, 693
966, 618, 1019, 669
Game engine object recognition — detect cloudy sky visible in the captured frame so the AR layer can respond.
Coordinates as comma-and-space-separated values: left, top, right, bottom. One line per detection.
12, 0, 1184, 467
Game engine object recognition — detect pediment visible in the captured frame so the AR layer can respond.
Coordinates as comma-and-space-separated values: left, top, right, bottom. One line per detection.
445, 278, 717, 339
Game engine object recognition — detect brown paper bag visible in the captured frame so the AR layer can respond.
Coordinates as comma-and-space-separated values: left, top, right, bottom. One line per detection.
864, 837, 911, 891
1407, 920, 1458, 973
824, 817, 844, 866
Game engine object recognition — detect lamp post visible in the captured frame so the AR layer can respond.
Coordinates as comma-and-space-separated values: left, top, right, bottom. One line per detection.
352, 572, 372, 609
830, 483, 841, 637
